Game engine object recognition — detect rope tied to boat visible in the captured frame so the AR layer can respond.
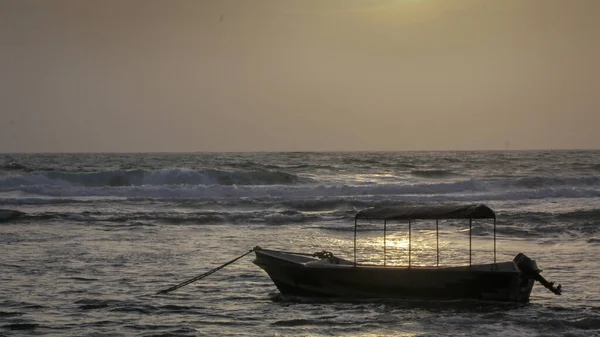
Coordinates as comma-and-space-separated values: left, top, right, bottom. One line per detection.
312, 250, 334, 259
156, 248, 255, 295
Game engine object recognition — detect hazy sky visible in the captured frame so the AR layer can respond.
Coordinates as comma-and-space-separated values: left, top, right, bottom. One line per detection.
1, 0, 599, 152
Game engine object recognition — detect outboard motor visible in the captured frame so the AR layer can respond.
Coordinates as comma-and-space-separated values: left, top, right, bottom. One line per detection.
514, 253, 562, 295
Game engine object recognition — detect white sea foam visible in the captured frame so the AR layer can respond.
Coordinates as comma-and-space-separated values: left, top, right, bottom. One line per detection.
2, 179, 475, 198
3, 178, 600, 203
2, 153, 600, 205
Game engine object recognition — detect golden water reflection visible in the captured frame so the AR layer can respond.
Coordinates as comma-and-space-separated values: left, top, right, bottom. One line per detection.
321, 226, 498, 267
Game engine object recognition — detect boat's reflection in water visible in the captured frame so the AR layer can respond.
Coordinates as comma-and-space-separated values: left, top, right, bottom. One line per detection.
268, 290, 527, 311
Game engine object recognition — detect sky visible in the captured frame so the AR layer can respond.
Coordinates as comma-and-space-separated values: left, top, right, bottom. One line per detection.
1, 0, 599, 152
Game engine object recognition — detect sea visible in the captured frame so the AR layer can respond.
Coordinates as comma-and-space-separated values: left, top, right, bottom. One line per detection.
1, 151, 599, 337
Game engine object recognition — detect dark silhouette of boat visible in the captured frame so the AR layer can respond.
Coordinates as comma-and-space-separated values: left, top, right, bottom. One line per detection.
253, 204, 561, 302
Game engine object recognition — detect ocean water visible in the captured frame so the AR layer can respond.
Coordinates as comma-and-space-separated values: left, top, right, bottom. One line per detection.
1, 151, 599, 336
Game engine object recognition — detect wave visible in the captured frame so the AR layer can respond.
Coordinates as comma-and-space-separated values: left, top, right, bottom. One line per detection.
0, 198, 103, 206
1, 162, 32, 172
0, 168, 310, 188
276, 164, 338, 170
557, 209, 600, 220
411, 170, 458, 178
512, 176, 600, 188
4, 203, 600, 238
341, 157, 385, 166
488, 208, 600, 237
0, 209, 25, 222
279, 199, 369, 212
4, 179, 600, 203
12, 210, 322, 225
3, 179, 479, 199
1, 323, 39, 331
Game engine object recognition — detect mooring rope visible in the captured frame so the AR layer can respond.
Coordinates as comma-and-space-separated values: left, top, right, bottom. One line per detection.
156, 247, 335, 295
156, 249, 255, 295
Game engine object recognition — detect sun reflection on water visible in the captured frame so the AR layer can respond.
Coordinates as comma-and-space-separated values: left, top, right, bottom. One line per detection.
319, 219, 499, 267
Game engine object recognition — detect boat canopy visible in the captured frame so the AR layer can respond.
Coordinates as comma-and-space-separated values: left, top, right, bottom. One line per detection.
355, 204, 495, 221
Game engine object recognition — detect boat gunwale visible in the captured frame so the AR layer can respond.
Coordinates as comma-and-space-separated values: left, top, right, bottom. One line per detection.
254, 248, 519, 273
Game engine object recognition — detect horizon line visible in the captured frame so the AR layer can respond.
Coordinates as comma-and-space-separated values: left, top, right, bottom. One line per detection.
1, 148, 599, 155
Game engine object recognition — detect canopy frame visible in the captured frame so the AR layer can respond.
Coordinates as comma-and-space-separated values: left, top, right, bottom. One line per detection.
353, 204, 497, 267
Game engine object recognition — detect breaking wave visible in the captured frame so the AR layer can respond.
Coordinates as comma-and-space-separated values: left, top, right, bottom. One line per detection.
3, 178, 600, 202
2, 180, 479, 199
0, 168, 310, 188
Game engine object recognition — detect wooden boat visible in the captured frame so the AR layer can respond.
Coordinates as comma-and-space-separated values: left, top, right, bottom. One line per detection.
253, 204, 561, 302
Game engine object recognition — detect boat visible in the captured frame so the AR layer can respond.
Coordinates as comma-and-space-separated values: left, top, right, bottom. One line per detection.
253, 204, 562, 302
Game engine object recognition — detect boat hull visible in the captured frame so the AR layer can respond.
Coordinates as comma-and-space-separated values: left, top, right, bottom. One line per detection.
253, 249, 535, 303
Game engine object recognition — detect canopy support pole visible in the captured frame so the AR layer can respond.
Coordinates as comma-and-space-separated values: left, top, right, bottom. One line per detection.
436, 218, 439, 267
408, 219, 412, 268
383, 220, 387, 266
494, 217, 497, 264
354, 217, 358, 266
469, 218, 472, 266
